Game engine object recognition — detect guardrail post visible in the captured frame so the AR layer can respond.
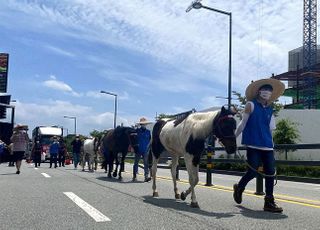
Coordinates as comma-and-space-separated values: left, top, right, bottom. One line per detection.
255, 166, 265, 195
205, 138, 215, 186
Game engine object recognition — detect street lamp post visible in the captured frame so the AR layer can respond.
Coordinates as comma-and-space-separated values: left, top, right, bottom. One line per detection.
63, 115, 77, 135
186, 0, 232, 109
100, 90, 118, 129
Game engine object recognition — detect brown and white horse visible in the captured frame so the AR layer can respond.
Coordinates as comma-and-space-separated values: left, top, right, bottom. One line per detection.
151, 106, 237, 208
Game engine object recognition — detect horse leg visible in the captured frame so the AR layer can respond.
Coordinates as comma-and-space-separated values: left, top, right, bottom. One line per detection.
118, 153, 125, 180
171, 155, 180, 199
88, 154, 93, 172
152, 156, 159, 197
113, 153, 120, 178
181, 155, 200, 208
81, 152, 86, 172
107, 153, 113, 178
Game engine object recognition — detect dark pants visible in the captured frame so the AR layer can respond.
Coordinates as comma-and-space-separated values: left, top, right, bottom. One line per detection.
34, 153, 41, 167
58, 154, 65, 167
50, 154, 58, 168
238, 147, 275, 197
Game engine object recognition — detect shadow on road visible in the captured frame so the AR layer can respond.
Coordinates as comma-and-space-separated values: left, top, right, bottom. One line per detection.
142, 195, 236, 219
96, 176, 145, 184
236, 205, 288, 220
0, 173, 17, 175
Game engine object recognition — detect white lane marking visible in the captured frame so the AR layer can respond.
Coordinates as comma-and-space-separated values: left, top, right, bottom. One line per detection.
41, 173, 51, 178
63, 192, 111, 222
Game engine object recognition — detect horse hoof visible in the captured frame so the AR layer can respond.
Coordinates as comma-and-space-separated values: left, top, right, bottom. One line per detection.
175, 194, 180, 199
181, 192, 186, 201
107, 174, 112, 178
190, 202, 200, 208
81, 169, 85, 172
153, 192, 159, 197
112, 172, 117, 177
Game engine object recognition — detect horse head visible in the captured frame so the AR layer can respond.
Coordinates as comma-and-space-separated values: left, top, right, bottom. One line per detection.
213, 106, 237, 154
125, 127, 139, 154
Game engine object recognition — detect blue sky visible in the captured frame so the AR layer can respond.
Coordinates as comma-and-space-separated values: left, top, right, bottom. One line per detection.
0, 0, 302, 135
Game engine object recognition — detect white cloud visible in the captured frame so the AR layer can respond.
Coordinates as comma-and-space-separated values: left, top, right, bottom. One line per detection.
44, 44, 75, 57
13, 100, 134, 135
4, 0, 301, 93
43, 76, 81, 97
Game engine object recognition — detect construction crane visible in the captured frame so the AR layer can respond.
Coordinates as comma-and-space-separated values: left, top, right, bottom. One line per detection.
303, 0, 317, 109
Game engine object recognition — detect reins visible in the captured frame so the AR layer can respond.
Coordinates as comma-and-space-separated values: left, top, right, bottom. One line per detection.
234, 148, 278, 186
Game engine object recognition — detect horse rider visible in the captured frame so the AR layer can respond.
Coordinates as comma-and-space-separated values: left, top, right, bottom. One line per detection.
233, 78, 285, 213
133, 117, 152, 182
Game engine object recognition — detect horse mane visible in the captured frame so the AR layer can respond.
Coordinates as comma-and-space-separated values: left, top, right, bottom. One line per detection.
186, 110, 220, 140
173, 109, 196, 127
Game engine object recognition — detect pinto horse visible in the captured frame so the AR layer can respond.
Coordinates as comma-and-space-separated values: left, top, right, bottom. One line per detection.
151, 106, 237, 208
100, 126, 138, 180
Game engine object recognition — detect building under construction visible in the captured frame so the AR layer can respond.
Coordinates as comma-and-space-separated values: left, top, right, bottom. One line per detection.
272, 0, 320, 109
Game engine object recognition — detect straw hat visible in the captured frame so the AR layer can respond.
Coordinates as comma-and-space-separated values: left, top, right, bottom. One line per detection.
245, 78, 285, 103
136, 117, 152, 125
13, 124, 28, 131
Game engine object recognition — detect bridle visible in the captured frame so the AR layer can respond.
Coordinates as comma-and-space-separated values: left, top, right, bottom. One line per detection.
212, 113, 236, 143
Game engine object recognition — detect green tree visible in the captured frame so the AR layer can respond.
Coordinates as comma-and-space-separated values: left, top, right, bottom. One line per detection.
273, 118, 300, 146
90, 129, 104, 139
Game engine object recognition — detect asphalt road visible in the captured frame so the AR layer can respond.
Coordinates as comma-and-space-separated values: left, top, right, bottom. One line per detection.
0, 161, 319, 230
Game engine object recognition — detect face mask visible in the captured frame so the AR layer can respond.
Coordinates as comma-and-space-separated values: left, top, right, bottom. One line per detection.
259, 90, 272, 100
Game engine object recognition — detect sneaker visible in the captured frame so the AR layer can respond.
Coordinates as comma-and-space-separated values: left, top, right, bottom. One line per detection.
233, 184, 244, 204
16, 170, 20, 174
264, 197, 283, 213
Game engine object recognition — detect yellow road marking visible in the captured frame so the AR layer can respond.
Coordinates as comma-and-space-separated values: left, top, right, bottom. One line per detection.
124, 171, 320, 209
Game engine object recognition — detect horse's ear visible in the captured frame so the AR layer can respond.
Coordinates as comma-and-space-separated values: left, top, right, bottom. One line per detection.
221, 106, 227, 113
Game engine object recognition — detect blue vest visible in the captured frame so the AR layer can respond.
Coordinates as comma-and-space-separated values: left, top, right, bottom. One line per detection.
242, 99, 274, 148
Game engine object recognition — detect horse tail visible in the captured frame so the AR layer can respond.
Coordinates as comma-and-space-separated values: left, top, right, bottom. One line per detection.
151, 120, 166, 159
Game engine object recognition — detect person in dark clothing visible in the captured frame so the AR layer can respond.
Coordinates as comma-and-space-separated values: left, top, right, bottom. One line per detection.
233, 78, 285, 213
71, 135, 82, 169
32, 139, 42, 168
58, 139, 67, 167
49, 136, 59, 168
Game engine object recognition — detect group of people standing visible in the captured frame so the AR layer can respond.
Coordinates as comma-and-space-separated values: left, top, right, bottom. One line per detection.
31, 136, 68, 168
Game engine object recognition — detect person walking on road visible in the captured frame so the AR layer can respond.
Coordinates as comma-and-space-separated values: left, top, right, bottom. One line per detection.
32, 139, 42, 168
10, 124, 29, 174
233, 78, 285, 213
133, 117, 152, 182
58, 138, 67, 167
49, 136, 59, 168
71, 134, 82, 169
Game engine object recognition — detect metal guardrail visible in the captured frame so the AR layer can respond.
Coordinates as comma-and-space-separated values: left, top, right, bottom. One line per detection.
127, 143, 320, 195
